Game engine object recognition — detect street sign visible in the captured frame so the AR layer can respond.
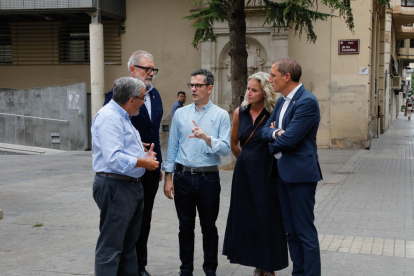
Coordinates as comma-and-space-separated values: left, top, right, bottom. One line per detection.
338, 39, 360, 55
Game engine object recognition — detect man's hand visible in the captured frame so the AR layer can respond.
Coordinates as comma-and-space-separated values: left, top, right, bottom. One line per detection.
278, 130, 286, 137
270, 121, 276, 129
145, 143, 157, 161
142, 142, 150, 152
188, 120, 211, 147
164, 172, 174, 200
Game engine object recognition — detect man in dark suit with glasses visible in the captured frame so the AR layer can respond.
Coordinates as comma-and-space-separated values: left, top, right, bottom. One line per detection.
104, 50, 163, 276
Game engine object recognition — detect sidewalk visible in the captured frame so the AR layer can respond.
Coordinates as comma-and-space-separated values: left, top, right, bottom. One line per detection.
0, 113, 413, 275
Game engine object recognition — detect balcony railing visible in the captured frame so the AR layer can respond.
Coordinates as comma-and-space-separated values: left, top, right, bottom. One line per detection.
402, 0, 414, 7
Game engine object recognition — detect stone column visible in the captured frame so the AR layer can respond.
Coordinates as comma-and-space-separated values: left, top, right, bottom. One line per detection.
90, 12, 105, 122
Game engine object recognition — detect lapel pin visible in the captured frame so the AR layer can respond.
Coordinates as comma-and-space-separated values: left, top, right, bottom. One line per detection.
293, 101, 296, 104
153, 95, 155, 99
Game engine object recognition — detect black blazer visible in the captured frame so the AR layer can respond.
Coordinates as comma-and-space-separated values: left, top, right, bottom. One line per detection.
104, 87, 164, 171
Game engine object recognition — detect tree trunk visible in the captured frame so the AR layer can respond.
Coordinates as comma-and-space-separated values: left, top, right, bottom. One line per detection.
228, 0, 248, 114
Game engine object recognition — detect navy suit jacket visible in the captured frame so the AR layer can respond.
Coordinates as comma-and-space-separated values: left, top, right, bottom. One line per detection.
104, 88, 163, 173
261, 85, 323, 183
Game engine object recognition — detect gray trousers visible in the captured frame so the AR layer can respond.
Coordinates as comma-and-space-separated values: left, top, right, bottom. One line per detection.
93, 174, 144, 276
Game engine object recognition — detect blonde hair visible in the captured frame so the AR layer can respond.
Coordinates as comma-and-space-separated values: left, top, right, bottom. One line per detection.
241, 72, 277, 113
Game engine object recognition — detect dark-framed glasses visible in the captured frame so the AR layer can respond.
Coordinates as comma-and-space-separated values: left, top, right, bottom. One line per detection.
134, 96, 146, 103
133, 65, 159, 75
187, 83, 209, 90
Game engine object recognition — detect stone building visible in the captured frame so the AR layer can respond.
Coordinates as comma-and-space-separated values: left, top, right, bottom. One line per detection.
0, 0, 411, 149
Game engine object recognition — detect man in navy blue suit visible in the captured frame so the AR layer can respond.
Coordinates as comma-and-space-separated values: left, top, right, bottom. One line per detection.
261, 58, 323, 276
104, 50, 163, 276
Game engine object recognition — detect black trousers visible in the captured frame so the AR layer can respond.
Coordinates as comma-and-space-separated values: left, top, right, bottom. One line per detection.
93, 174, 144, 276
173, 168, 221, 276
136, 169, 160, 272
277, 176, 321, 276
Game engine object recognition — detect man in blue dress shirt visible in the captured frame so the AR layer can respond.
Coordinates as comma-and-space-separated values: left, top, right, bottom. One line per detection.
171, 91, 186, 119
103, 51, 163, 276
91, 77, 159, 276
163, 69, 231, 276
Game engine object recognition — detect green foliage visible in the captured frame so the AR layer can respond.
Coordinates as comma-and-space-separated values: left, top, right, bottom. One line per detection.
183, 0, 229, 48
33, 222, 43, 227
378, 0, 391, 8
184, 0, 357, 48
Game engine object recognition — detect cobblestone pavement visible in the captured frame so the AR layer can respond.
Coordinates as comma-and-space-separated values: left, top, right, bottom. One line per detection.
0, 114, 413, 275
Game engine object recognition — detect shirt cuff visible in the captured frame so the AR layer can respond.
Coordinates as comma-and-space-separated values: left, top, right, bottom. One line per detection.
206, 136, 219, 154
162, 161, 175, 173
130, 156, 138, 169
272, 129, 281, 140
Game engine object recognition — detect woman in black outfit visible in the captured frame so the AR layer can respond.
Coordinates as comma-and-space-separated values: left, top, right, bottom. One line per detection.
223, 72, 288, 276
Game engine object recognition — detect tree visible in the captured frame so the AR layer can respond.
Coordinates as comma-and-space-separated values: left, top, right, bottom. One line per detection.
184, 0, 386, 112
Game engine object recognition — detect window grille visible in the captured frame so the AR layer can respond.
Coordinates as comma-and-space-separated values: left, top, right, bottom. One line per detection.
0, 22, 12, 64
1, 21, 121, 66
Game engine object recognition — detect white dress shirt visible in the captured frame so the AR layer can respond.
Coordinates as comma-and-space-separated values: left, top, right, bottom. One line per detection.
273, 83, 302, 159
145, 85, 153, 120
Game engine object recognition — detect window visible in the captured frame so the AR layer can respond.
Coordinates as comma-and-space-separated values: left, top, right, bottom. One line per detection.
410, 39, 414, 48
0, 23, 12, 64
402, 0, 414, 7
0, 21, 121, 66
59, 23, 90, 63
58, 21, 121, 65
400, 40, 405, 48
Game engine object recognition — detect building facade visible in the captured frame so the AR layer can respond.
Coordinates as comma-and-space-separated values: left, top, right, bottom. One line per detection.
0, 0, 411, 149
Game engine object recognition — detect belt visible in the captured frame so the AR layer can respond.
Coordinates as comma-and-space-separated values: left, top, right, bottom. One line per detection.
176, 163, 219, 174
96, 172, 141, 183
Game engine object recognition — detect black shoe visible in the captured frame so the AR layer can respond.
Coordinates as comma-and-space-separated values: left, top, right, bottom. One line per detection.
140, 270, 151, 276
205, 271, 216, 276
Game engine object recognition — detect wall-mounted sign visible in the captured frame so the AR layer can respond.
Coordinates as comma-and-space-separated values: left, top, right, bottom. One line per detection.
339, 39, 360, 55
359, 67, 368, 75
0, 0, 93, 10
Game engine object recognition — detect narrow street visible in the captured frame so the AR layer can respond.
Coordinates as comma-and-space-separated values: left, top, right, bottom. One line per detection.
0, 113, 413, 275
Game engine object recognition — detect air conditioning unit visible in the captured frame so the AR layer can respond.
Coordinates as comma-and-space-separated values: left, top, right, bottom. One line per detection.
392, 76, 402, 90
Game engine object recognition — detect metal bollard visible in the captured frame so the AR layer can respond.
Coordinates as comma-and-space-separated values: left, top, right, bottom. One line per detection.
0, 209, 3, 219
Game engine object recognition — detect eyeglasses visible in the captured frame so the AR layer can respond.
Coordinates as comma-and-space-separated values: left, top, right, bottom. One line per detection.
134, 96, 146, 103
187, 83, 209, 90
134, 65, 159, 75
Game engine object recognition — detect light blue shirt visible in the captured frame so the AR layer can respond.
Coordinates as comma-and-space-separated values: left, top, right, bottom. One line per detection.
144, 85, 153, 120
162, 100, 231, 172
91, 100, 146, 178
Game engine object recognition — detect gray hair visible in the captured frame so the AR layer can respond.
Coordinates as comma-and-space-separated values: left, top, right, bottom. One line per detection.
275, 58, 302, 82
191, 69, 214, 85
241, 72, 278, 113
112, 77, 145, 105
127, 50, 154, 72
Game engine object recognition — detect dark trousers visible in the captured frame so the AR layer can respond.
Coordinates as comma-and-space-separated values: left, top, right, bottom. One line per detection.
93, 175, 144, 276
277, 176, 321, 276
136, 170, 160, 272
173, 168, 221, 275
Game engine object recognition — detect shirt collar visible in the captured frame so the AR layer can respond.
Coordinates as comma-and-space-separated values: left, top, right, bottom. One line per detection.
146, 85, 154, 95
284, 83, 302, 101
109, 99, 130, 120
192, 100, 213, 113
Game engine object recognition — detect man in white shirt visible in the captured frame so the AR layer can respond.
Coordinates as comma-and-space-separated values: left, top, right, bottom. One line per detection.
262, 58, 323, 276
